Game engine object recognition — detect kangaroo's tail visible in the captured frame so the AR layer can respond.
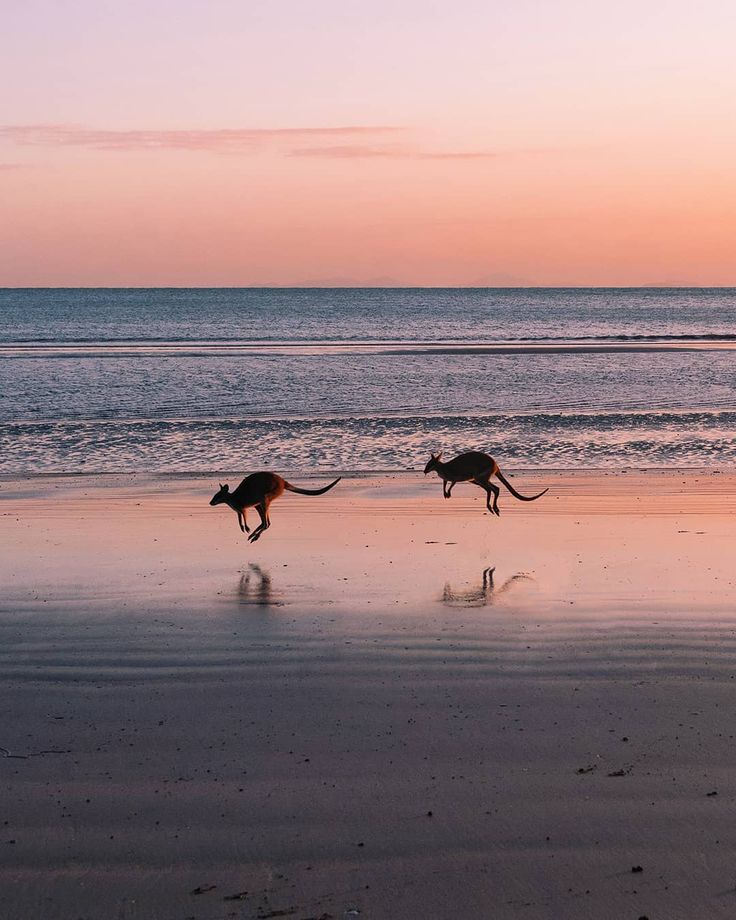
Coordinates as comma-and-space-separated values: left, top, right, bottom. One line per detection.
495, 470, 548, 502
284, 477, 342, 496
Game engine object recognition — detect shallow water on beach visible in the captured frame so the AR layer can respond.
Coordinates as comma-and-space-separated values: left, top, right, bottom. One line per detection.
1, 288, 735, 472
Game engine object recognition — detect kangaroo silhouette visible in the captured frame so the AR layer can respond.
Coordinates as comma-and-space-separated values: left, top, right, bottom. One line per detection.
210, 471, 341, 543
424, 451, 548, 516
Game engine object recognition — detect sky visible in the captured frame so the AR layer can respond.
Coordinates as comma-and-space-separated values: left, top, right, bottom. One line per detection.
1, 0, 735, 286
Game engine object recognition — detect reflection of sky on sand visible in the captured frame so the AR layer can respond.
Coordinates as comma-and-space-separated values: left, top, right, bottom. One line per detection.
2, 472, 736, 624
4, 472, 736, 708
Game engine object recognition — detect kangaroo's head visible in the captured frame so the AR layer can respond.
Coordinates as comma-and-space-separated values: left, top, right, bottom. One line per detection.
209, 483, 230, 506
423, 452, 443, 475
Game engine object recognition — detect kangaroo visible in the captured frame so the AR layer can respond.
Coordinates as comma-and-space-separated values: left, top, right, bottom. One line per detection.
209, 471, 341, 543
424, 451, 548, 516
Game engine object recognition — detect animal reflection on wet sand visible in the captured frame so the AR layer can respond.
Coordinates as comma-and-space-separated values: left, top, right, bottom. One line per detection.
237, 564, 283, 607
441, 566, 534, 608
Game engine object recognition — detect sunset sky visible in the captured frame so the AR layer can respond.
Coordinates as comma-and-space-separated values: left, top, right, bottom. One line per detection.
2, 0, 735, 286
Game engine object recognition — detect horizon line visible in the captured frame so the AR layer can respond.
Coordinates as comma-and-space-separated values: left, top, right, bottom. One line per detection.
2, 284, 735, 291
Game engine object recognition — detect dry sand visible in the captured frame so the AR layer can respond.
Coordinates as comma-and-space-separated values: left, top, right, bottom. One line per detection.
2, 470, 736, 919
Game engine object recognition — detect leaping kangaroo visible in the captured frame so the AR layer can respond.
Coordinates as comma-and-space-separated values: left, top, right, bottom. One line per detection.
209, 472, 341, 543
424, 451, 548, 516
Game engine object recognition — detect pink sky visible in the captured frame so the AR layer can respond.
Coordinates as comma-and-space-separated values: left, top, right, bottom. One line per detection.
1, 0, 735, 286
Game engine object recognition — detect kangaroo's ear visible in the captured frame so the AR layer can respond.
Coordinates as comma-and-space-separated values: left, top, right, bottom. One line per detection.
436, 451, 443, 459
218, 483, 224, 489
223, 484, 229, 492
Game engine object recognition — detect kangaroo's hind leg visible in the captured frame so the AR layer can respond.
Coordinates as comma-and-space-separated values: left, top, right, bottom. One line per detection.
474, 477, 500, 516
248, 503, 269, 543
263, 497, 273, 532
487, 482, 500, 516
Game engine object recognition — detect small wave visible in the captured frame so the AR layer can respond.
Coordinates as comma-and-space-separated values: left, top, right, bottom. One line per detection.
3, 338, 736, 360
2, 412, 735, 473
5, 409, 736, 428
5, 330, 736, 343
574, 332, 736, 342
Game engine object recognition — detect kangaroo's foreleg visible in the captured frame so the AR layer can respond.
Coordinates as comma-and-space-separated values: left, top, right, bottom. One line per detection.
238, 510, 250, 533
248, 502, 269, 543
444, 479, 455, 498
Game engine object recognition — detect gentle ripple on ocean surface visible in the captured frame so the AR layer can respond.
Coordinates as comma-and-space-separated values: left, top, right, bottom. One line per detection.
1, 288, 735, 471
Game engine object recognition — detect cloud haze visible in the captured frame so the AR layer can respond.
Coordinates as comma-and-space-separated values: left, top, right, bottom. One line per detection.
0, 124, 403, 153
289, 145, 504, 160
0, 124, 514, 164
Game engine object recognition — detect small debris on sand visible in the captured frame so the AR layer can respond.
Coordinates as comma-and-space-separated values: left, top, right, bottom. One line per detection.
223, 890, 248, 901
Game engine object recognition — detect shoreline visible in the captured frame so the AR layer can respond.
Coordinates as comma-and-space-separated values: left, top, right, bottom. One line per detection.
2, 465, 733, 484
3, 467, 736, 512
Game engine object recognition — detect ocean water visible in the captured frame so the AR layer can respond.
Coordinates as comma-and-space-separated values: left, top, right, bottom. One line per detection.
1, 288, 735, 473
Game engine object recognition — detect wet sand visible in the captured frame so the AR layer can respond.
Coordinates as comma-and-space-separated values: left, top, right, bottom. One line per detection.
2, 470, 736, 919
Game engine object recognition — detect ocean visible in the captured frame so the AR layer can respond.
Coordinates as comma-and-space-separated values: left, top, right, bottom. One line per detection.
1, 288, 735, 473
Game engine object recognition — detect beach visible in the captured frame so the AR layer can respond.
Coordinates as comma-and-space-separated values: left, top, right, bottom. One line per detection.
5, 0, 736, 912
2, 470, 736, 919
